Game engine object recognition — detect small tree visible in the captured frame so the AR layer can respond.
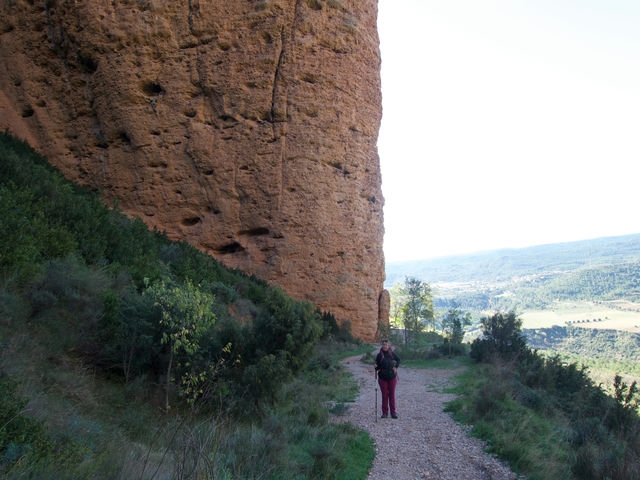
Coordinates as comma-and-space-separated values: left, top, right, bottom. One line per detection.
398, 277, 434, 346
441, 304, 471, 355
470, 310, 527, 362
388, 281, 407, 329
144, 279, 217, 411
613, 374, 639, 411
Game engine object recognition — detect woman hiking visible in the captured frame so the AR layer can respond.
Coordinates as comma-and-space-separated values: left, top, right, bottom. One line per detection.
375, 339, 401, 418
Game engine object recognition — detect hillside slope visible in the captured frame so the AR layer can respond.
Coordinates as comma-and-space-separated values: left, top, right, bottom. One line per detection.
0, 132, 374, 478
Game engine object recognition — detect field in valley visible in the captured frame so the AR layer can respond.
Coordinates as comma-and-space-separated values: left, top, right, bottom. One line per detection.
521, 301, 640, 333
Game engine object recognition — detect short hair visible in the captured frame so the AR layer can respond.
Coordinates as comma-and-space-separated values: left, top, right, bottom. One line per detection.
381, 339, 389, 344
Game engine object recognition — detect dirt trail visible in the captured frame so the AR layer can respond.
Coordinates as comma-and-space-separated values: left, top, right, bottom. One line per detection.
336, 355, 519, 479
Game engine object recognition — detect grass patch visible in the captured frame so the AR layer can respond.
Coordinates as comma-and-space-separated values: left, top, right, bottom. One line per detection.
402, 355, 471, 370
445, 363, 572, 479
333, 427, 375, 480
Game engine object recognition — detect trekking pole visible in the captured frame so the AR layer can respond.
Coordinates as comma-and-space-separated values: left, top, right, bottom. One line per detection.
374, 369, 378, 423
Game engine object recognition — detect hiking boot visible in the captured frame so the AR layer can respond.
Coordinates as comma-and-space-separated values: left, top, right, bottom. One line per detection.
391, 414, 398, 419
381, 414, 388, 419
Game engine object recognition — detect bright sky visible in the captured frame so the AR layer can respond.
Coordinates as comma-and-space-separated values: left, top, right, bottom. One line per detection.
377, 0, 640, 262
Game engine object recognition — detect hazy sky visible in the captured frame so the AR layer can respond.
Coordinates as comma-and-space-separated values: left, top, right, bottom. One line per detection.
377, 0, 640, 262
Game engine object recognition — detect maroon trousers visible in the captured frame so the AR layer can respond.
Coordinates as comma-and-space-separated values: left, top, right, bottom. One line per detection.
378, 376, 398, 416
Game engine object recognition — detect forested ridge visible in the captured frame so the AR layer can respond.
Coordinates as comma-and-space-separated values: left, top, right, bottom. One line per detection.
429, 261, 640, 313
525, 326, 640, 362
386, 234, 640, 286
387, 235, 640, 313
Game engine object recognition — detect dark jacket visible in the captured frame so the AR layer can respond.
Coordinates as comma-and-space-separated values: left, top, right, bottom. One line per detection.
375, 348, 400, 381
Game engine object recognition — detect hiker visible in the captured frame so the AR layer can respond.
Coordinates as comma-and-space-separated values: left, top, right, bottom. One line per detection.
375, 339, 400, 418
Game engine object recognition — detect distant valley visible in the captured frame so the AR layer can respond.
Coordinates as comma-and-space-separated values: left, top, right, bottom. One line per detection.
386, 233, 640, 333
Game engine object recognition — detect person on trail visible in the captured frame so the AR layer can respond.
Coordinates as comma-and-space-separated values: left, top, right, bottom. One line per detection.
375, 339, 400, 419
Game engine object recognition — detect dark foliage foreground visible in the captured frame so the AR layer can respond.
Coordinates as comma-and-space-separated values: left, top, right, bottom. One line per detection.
457, 311, 640, 479
1, 132, 371, 478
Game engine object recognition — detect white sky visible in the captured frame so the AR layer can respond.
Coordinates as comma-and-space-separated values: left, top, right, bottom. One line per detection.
377, 0, 640, 262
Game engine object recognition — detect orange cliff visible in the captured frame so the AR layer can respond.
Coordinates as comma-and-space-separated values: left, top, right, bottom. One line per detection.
0, 0, 389, 341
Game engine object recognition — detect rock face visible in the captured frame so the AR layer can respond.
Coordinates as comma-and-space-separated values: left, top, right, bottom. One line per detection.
0, 0, 387, 341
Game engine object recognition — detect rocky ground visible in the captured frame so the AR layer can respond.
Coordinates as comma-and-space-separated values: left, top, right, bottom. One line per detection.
334, 355, 520, 480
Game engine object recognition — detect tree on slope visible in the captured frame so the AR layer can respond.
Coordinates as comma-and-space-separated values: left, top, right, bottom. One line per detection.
441, 303, 472, 355
470, 310, 527, 362
399, 277, 434, 346
144, 279, 217, 411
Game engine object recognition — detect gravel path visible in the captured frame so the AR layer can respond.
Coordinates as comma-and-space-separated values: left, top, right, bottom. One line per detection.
335, 355, 519, 480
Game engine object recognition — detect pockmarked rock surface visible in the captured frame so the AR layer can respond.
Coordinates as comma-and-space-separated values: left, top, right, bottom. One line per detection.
0, 0, 386, 340
337, 356, 519, 479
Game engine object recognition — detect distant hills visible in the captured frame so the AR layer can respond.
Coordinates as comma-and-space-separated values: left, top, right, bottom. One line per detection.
385, 233, 640, 287
385, 233, 640, 330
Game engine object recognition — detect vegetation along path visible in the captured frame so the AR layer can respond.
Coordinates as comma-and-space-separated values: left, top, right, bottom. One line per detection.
337, 356, 518, 480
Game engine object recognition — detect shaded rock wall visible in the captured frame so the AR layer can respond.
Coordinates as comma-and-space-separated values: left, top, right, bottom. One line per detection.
0, 0, 387, 340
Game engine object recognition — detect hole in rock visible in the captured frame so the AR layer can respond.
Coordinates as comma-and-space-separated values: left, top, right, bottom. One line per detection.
214, 242, 245, 254
141, 81, 164, 96
118, 130, 132, 144
181, 217, 201, 226
238, 227, 270, 237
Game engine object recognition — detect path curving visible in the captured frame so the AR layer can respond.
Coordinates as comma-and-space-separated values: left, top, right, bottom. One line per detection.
335, 355, 519, 480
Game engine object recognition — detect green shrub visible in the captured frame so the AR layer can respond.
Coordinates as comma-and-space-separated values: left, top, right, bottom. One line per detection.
470, 311, 528, 362
0, 284, 30, 324
438, 340, 467, 357
0, 186, 76, 279
452, 317, 640, 479
0, 375, 54, 474
97, 286, 159, 381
